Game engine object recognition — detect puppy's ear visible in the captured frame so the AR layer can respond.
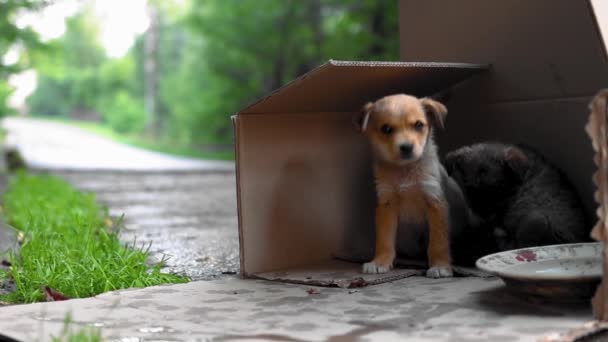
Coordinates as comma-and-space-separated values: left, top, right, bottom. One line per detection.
421, 98, 447, 129
444, 148, 467, 177
443, 151, 457, 175
504, 147, 529, 180
354, 102, 374, 132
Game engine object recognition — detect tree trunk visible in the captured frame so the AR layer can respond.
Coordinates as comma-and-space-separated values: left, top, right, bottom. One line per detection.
296, 0, 323, 76
309, 0, 323, 62
144, 4, 159, 135
368, 1, 389, 57
269, 0, 296, 91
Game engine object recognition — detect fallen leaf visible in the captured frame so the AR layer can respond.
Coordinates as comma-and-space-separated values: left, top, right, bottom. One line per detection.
43, 286, 70, 301
348, 277, 369, 288
306, 288, 320, 295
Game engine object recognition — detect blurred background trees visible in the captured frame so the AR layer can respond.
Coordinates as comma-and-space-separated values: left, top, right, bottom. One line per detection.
0, 0, 47, 116
4, 0, 399, 156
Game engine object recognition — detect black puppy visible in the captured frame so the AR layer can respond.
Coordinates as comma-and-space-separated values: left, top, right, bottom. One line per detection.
444, 142, 589, 263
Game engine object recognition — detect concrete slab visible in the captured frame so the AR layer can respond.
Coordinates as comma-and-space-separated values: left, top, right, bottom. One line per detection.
0, 276, 592, 341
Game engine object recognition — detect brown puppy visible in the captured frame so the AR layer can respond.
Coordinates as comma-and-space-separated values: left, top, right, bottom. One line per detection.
357, 94, 468, 278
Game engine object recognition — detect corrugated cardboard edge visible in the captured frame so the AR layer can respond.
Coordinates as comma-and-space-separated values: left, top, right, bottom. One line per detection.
251, 260, 491, 289
334, 254, 494, 278
586, 89, 608, 321
539, 321, 608, 342
250, 270, 424, 289
231, 115, 248, 277
589, 0, 608, 62
237, 60, 488, 115
250, 260, 424, 289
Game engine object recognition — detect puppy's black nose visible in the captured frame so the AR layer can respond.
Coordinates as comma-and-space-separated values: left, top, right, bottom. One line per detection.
399, 144, 413, 159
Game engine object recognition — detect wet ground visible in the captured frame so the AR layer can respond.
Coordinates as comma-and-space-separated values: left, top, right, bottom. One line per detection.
52, 170, 240, 280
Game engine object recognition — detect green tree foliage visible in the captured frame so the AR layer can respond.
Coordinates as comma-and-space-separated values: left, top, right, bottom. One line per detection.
159, 0, 399, 145
0, 0, 47, 116
100, 90, 146, 134
28, 7, 107, 119
27, 6, 146, 133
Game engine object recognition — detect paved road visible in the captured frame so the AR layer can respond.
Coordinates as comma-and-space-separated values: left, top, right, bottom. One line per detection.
2, 117, 234, 171
2, 117, 240, 280
54, 171, 240, 280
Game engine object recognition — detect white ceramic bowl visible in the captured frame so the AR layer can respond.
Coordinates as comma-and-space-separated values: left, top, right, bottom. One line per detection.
476, 242, 603, 299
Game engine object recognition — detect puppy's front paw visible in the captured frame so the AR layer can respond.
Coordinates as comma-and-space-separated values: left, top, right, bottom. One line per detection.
362, 261, 392, 274
426, 266, 453, 278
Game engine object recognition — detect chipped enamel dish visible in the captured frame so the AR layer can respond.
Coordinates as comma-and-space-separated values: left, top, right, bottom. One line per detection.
476, 242, 603, 299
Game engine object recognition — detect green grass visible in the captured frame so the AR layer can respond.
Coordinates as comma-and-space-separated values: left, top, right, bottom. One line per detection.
51, 313, 103, 342
52, 327, 102, 342
0, 172, 188, 303
34, 117, 234, 161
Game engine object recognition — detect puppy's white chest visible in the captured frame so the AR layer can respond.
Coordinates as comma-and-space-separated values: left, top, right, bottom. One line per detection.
376, 176, 442, 202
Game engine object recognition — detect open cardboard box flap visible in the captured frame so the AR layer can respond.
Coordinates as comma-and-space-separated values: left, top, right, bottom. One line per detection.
239, 61, 486, 114
233, 61, 487, 286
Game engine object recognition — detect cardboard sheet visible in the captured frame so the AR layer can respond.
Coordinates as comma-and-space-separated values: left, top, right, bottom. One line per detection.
587, 89, 608, 320
253, 259, 493, 289
252, 260, 423, 289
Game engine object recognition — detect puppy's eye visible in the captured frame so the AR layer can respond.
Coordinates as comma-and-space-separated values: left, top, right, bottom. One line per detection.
380, 124, 393, 135
414, 121, 424, 131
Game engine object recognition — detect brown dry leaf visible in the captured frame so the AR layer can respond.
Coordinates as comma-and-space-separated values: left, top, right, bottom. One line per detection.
306, 288, 320, 295
42, 286, 70, 301
347, 277, 369, 288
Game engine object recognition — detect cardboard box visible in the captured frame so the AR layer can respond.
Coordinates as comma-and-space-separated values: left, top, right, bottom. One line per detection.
231, 0, 608, 287
587, 89, 608, 320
